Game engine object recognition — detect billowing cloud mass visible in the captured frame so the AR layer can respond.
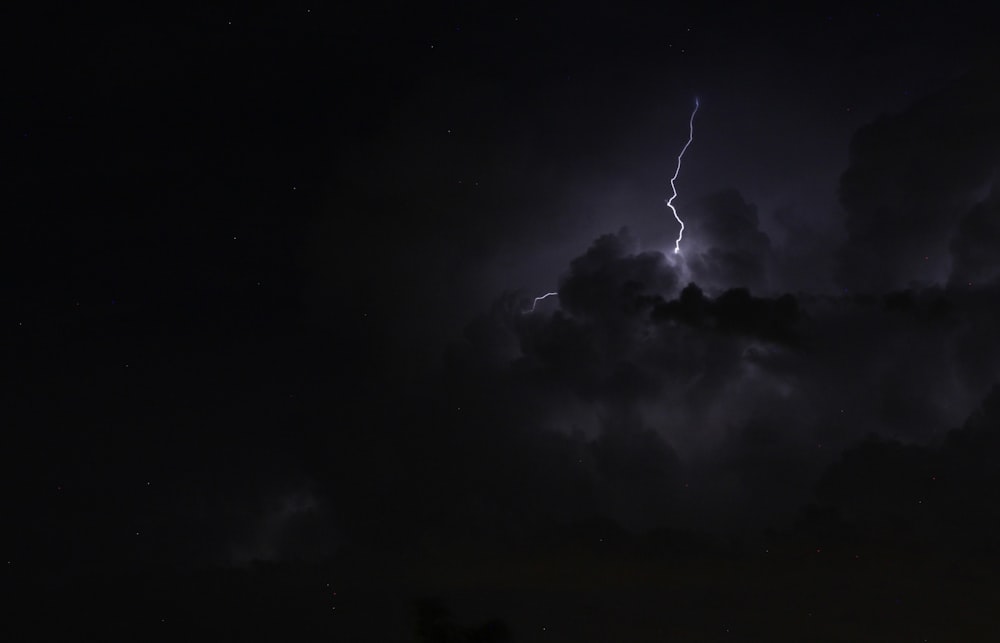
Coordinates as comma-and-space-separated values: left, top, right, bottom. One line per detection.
949, 181, 1000, 289
836, 71, 1000, 292
396, 224, 991, 547
683, 189, 773, 293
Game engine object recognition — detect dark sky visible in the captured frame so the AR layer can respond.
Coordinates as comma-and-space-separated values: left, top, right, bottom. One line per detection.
7, 3, 1000, 640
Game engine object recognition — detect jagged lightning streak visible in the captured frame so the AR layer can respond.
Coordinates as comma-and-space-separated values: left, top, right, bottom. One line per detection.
525, 291, 558, 313
666, 97, 699, 254
525, 103, 697, 312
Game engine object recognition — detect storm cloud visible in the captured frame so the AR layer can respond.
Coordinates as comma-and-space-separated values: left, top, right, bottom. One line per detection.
836, 70, 1000, 292
371, 217, 996, 545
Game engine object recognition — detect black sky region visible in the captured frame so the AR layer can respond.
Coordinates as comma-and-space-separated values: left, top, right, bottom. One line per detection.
7, 3, 1000, 641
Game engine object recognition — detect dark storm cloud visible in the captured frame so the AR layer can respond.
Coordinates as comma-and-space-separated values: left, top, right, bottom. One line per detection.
397, 228, 1000, 541
801, 383, 1000, 553
650, 284, 799, 345
557, 228, 679, 319
949, 180, 1000, 289
683, 189, 773, 293
768, 204, 841, 295
836, 70, 1000, 292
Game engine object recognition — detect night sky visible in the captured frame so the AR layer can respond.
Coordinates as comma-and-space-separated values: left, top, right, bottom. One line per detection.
7, 3, 1000, 641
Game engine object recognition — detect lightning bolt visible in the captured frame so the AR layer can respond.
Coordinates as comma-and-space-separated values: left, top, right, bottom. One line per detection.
525, 291, 559, 313
666, 97, 699, 254
525, 101, 697, 312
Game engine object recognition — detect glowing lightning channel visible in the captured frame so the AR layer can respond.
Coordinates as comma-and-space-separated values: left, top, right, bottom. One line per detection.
666, 97, 699, 254
526, 291, 558, 313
